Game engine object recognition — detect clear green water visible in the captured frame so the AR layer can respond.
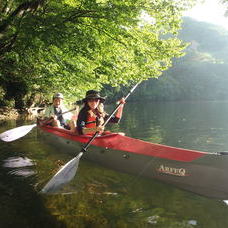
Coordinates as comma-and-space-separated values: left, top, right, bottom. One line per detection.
1, 101, 228, 228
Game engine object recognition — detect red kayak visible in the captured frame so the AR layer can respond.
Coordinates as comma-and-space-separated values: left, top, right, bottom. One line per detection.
39, 125, 228, 199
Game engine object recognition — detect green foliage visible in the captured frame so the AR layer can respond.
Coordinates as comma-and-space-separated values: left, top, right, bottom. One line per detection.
0, 0, 195, 108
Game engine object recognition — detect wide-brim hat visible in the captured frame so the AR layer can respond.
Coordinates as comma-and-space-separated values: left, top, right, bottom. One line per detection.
82, 90, 106, 103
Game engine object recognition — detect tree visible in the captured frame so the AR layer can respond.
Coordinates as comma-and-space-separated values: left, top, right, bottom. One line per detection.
0, 0, 196, 109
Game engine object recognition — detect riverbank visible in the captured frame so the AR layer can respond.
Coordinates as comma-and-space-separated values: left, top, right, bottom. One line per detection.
0, 107, 19, 121
0, 106, 45, 122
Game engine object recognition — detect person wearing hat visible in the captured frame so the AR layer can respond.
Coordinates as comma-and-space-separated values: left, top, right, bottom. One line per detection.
42, 92, 76, 130
77, 90, 125, 135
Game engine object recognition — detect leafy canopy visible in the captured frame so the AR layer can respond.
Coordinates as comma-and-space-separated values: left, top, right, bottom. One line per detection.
0, 0, 196, 103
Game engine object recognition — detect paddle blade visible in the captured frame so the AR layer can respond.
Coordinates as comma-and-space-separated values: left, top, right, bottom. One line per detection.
40, 152, 83, 194
0, 124, 37, 142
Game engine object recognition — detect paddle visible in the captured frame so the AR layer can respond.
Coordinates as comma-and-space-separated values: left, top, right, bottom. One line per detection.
40, 81, 141, 193
0, 108, 77, 142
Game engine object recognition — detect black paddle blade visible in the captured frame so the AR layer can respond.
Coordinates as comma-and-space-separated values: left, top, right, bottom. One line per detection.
40, 152, 83, 193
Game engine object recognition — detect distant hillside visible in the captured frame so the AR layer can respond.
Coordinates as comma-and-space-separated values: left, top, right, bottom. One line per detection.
180, 17, 228, 62
132, 17, 228, 101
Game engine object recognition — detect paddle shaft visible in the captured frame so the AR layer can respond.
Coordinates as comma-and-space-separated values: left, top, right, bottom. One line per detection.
81, 81, 141, 152
60, 107, 77, 116
38, 107, 77, 125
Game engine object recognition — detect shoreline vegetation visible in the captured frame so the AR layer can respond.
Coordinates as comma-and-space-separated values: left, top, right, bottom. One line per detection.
0, 107, 19, 121
0, 106, 44, 121
1, 98, 228, 122
0, 1, 191, 112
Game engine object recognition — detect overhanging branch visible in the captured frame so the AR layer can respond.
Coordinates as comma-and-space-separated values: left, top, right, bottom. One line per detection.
0, 0, 46, 35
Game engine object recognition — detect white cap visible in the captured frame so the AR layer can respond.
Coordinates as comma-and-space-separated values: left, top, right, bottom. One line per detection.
53, 92, 64, 99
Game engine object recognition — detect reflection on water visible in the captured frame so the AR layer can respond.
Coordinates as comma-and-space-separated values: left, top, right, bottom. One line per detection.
110, 101, 228, 153
3, 157, 34, 168
3, 156, 35, 177
1, 101, 228, 227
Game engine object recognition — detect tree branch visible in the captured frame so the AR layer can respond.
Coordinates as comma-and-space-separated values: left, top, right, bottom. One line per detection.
82, 23, 127, 47
64, 9, 105, 23
0, 0, 46, 35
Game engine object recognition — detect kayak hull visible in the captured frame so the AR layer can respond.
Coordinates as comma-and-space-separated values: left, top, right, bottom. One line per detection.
39, 126, 228, 199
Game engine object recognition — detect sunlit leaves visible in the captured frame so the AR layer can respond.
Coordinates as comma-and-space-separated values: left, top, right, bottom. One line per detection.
0, 0, 197, 106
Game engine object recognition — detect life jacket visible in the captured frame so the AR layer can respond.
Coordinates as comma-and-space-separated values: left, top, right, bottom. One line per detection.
85, 115, 97, 128
54, 107, 65, 126
85, 111, 104, 128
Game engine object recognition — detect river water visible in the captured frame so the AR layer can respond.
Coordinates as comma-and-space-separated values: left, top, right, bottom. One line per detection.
1, 101, 228, 227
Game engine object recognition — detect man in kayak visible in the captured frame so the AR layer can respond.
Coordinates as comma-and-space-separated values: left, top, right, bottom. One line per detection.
41, 92, 76, 131
77, 90, 125, 135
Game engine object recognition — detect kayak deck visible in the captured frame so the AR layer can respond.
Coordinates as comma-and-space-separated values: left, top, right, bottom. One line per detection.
41, 126, 207, 162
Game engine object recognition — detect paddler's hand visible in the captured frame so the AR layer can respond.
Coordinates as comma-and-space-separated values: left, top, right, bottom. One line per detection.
117, 98, 126, 106
39, 117, 53, 126
96, 125, 104, 133
119, 97, 126, 104
52, 115, 57, 120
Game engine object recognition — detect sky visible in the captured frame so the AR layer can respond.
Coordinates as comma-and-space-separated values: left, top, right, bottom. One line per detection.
184, 0, 228, 30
